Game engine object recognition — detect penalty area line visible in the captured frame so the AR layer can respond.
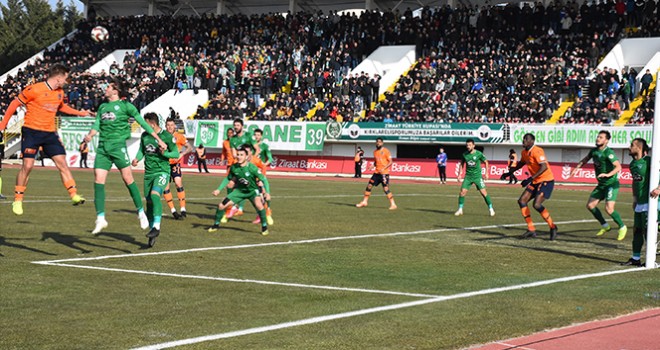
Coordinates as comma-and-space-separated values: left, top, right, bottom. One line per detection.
32, 219, 598, 264
129, 267, 647, 350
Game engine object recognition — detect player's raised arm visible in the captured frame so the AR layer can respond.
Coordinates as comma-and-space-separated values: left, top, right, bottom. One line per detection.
59, 103, 94, 117
598, 159, 621, 179
570, 153, 592, 178
161, 134, 180, 159
0, 98, 23, 131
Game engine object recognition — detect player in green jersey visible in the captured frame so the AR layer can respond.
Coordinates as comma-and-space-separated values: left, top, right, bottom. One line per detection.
131, 113, 179, 247
252, 128, 274, 224
569, 130, 627, 240
455, 139, 494, 217
85, 79, 168, 234
623, 138, 652, 266
209, 145, 270, 236
225, 118, 257, 218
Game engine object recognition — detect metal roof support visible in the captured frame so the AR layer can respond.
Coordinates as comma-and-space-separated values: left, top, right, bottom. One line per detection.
289, 0, 298, 13
365, 0, 374, 10
216, 0, 225, 14
148, 0, 154, 16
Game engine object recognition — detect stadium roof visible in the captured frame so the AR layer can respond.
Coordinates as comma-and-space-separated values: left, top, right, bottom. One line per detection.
81, 0, 458, 17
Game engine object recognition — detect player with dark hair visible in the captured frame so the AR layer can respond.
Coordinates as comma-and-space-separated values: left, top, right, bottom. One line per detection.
162, 118, 193, 219
356, 138, 397, 210
131, 112, 179, 247
569, 130, 627, 240
209, 145, 270, 236
226, 118, 257, 218
84, 78, 167, 234
455, 139, 494, 216
505, 133, 558, 240
625, 138, 652, 266
0, 64, 92, 215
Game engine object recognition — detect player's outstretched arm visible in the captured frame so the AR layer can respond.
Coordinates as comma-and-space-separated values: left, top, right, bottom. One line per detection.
0, 99, 22, 131
570, 153, 592, 178
59, 104, 94, 117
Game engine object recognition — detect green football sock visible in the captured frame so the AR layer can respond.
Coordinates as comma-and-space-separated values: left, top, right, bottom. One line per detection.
150, 193, 162, 219
146, 198, 154, 224
632, 228, 645, 256
94, 183, 105, 216
214, 208, 224, 225
257, 208, 267, 228
610, 211, 625, 228
127, 182, 143, 211
484, 194, 492, 207
458, 196, 465, 209
589, 207, 607, 225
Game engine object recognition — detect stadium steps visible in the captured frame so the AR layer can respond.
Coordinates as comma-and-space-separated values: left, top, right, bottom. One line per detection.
614, 76, 656, 126
546, 101, 574, 124
303, 101, 324, 120
357, 61, 419, 121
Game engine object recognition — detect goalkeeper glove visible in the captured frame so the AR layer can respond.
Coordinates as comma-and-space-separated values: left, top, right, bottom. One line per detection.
521, 177, 533, 187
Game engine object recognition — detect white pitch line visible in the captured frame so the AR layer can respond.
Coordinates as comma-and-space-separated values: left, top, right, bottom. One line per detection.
130, 267, 648, 350
41, 262, 441, 298
32, 219, 598, 264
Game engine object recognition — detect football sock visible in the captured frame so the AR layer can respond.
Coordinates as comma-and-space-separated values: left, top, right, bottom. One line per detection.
484, 194, 492, 208
63, 179, 77, 198
153, 216, 161, 230
386, 192, 394, 204
589, 207, 607, 225
14, 185, 26, 202
257, 208, 267, 229
458, 196, 465, 209
94, 183, 105, 215
539, 208, 555, 228
176, 187, 186, 210
362, 190, 371, 203
0, 176, 3, 194
610, 211, 624, 228
214, 208, 224, 225
150, 193, 162, 222
163, 189, 175, 210
126, 182, 143, 211
632, 228, 644, 257
521, 206, 535, 231
145, 198, 154, 225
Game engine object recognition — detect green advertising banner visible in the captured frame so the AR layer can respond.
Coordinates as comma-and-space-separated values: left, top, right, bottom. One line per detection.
194, 121, 326, 151
326, 122, 508, 143
58, 117, 98, 153
509, 124, 652, 148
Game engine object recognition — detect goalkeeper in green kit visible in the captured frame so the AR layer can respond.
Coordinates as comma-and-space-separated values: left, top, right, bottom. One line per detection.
85, 79, 168, 234
131, 113, 179, 247
209, 145, 270, 236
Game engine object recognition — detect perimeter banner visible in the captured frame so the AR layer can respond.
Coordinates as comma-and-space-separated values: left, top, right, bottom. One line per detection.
194, 120, 326, 151
508, 124, 652, 148
179, 153, 631, 185
58, 117, 98, 167
325, 122, 508, 143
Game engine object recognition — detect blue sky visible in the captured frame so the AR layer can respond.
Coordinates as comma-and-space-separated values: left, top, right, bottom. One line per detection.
0, 0, 84, 12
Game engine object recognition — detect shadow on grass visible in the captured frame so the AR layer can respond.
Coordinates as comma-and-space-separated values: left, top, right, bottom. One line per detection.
0, 236, 56, 256
95, 232, 150, 250
407, 207, 456, 215
41, 232, 132, 254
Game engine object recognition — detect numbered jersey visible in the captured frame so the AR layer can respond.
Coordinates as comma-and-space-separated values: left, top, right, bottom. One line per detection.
589, 146, 619, 186
141, 129, 179, 174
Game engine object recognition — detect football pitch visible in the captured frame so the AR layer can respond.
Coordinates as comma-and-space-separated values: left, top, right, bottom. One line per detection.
1, 167, 659, 350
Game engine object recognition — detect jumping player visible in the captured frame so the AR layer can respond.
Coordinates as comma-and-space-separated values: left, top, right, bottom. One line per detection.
0, 64, 91, 215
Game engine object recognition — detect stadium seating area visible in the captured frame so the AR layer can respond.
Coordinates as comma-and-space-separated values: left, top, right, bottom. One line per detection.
0, 1, 657, 125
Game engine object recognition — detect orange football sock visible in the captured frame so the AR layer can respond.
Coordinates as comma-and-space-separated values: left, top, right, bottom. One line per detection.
63, 179, 77, 197
540, 208, 555, 228
521, 206, 535, 231
14, 185, 26, 202
163, 190, 175, 210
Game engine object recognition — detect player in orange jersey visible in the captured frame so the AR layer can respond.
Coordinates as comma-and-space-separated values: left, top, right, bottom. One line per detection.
0, 64, 92, 215
356, 138, 397, 210
504, 133, 558, 240
162, 118, 194, 219
220, 127, 235, 169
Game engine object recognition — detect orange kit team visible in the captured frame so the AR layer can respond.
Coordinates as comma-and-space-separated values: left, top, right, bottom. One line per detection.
0, 64, 92, 215
503, 133, 559, 240
163, 118, 194, 219
356, 138, 397, 210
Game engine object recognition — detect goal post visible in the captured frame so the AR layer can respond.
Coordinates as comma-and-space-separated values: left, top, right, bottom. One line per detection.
646, 71, 659, 269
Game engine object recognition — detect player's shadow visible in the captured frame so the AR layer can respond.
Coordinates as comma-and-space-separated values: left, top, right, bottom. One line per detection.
490, 241, 623, 264
41, 232, 132, 254
189, 223, 251, 233
0, 236, 56, 256
408, 207, 457, 215
327, 202, 363, 208
95, 232, 150, 250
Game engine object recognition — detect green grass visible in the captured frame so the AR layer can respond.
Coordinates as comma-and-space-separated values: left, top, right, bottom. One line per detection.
0, 167, 658, 350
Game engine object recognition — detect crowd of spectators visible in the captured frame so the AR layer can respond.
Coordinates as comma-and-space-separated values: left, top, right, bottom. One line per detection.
0, 0, 658, 126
